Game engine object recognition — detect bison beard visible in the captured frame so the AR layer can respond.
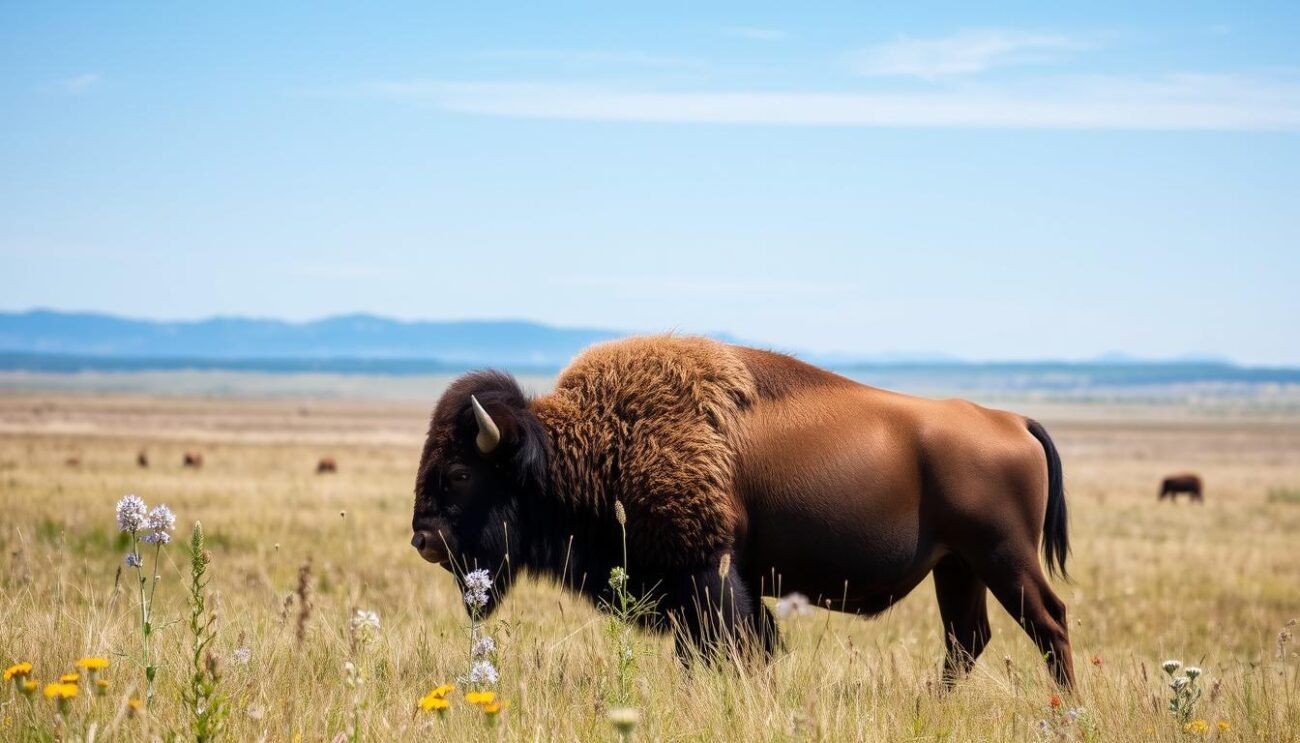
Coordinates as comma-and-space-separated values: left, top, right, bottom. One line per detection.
411, 335, 1075, 687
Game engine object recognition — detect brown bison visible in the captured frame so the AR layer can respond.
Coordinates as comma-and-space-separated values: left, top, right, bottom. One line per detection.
1159, 473, 1203, 503
182, 451, 203, 469
137, 450, 149, 468
410, 336, 1075, 688
317, 457, 338, 474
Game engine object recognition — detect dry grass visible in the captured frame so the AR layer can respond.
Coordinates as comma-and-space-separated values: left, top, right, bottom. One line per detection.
1, 390, 1298, 741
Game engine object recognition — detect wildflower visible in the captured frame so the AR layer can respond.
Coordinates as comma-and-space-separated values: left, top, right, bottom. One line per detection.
19, 679, 38, 697
126, 552, 143, 567
141, 530, 171, 545
75, 657, 109, 671
613, 499, 627, 525
418, 684, 454, 715
351, 609, 381, 643
419, 695, 450, 714
609, 566, 628, 592
1162, 659, 1182, 674
59, 673, 80, 684
775, 592, 813, 619
1184, 666, 1202, 680
232, 647, 251, 665
1216, 720, 1231, 732
146, 504, 176, 533
482, 699, 509, 724
1091, 655, 1103, 666
463, 569, 492, 610
472, 635, 496, 658
116, 494, 148, 532
1184, 719, 1209, 734
126, 697, 144, 717
609, 706, 640, 735
94, 678, 109, 696
468, 660, 498, 687
4, 662, 33, 681
1048, 693, 1061, 709
465, 690, 496, 706
1172, 676, 1190, 690
44, 682, 78, 714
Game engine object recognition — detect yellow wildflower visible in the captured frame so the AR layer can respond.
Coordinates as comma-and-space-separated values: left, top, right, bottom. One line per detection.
20, 679, 39, 697
429, 683, 454, 698
59, 672, 80, 684
126, 697, 144, 718
483, 700, 509, 715
44, 683, 78, 700
1184, 719, 1209, 735
1217, 720, 1232, 732
5, 662, 34, 681
94, 678, 110, 696
75, 657, 109, 673
419, 695, 450, 713
465, 690, 495, 705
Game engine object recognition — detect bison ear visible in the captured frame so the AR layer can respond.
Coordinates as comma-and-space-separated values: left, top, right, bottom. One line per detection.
470, 395, 501, 454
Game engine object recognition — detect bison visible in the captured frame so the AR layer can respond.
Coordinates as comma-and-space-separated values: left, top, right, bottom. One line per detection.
317, 457, 338, 474
182, 451, 203, 469
137, 450, 149, 468
1159, 473, 1203, 503
410, 336, 1075, 688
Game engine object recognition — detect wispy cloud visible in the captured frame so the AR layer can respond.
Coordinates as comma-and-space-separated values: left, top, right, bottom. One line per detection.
366, 73, 1300, 131
57, 73, 101, 93
849, 29, 1089, 80
723, 26, 787, 42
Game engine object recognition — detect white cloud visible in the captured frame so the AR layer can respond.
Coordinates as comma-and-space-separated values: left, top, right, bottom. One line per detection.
57, 73, 101, 93
849, 29, 1089, 80
366, 73, 1300, 131
723, 27, 787, 41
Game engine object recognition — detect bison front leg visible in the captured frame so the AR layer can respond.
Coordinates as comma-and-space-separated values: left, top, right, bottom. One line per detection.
665, 550, 770, 667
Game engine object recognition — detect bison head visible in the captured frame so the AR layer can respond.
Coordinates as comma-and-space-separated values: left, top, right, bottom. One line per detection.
411, 371, 547, 616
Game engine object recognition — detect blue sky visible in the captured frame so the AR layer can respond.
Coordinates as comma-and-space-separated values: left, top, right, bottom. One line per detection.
3, 2, 1299, 363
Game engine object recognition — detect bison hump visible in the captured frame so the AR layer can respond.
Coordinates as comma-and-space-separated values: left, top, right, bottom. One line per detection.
543, 336, 756, 566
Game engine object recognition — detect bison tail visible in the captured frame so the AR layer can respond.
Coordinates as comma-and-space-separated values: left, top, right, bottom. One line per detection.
1027, 419, 1069, 580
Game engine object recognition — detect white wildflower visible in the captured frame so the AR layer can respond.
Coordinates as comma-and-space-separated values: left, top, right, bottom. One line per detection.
1162, 659, 1182, 674
125, 552, 143, 568
609, 706, 640, 732
116, 494, 147, 532
468, 659, 498, 686
232, 647, 251, 665
775, 592, 813, 619
141, 531, 171, 545
1172, 676, 1190, 690
351, 609, 381, 643
463, 569, 492, 610
472, 635, 496, 658
1184, 666, 1202, 680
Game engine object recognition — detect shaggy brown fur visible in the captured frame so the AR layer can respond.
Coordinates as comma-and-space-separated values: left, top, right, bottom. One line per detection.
534, 335, 757, 566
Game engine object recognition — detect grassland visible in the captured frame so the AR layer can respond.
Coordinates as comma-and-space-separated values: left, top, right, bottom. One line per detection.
1, 388, 1298, 741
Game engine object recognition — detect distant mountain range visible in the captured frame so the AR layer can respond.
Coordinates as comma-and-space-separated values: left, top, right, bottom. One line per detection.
0, 309, 1289, 381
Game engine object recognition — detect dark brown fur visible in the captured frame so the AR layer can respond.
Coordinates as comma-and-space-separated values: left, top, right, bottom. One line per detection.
1159, 473, 1203, 502
317, 457, 338, 474
183, 451, 203, 469
410, 336, 1075, 687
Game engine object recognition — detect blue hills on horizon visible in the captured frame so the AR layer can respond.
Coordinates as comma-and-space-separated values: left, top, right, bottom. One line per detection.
1, 309, 1296, 388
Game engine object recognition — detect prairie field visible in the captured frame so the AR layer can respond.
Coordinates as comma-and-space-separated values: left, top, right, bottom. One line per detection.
1, 386, 1298, 742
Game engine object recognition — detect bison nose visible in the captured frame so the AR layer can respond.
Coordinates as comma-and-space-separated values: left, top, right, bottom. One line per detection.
411, 531, 428, 550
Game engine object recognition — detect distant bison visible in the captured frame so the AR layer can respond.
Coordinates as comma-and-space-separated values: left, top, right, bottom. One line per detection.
64, 456, 81, 468
137, 450, 149, 468
411, 336, 1075, 688
316, 457, 338, 474
1160, 473, 1203, 503
183, 451, 204, 469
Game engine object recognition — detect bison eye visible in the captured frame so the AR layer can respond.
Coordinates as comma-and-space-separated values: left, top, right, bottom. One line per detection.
446, 465, 471, 485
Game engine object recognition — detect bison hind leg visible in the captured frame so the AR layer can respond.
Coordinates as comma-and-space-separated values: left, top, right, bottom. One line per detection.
933, 556, 991, 689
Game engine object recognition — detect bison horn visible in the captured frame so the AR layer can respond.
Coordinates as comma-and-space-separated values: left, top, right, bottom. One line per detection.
470, 395, 501, 454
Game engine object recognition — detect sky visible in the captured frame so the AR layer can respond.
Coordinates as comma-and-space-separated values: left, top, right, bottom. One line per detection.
2, 2, 1299, 364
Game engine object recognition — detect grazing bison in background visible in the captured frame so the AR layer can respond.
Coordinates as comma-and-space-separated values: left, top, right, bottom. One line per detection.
1160, 473, 1203, 503
410, 336, 1075, 688
137, 450, 149, 468
182, 451, 203, 469
317, 457, 338, 474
